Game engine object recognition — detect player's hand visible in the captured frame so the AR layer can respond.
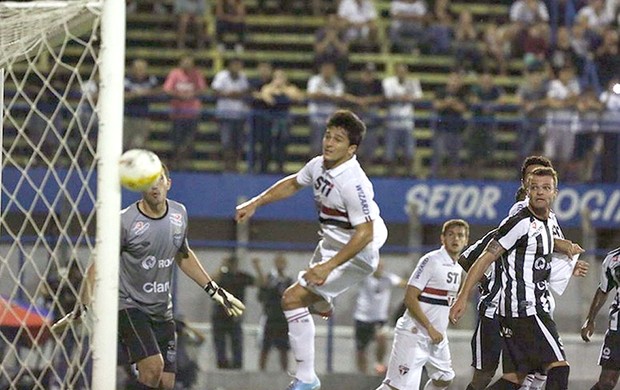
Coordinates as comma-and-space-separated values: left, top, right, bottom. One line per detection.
50, 305, 87, 334
569, 243, 586, 257
573, 260, 589, 277
581, 319, 595, 342
303, 262, 332, 287
449, 296, 467, 324
427, 325, 444, 344
204, 281, 246, 317
235, 199, 258, 223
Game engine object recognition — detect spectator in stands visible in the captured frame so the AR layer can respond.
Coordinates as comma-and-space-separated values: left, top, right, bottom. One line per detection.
576, 0, 613, 36
548, 26, 582, 75
516, 66, 549, 160
595, 28, 620, 90
466, 72, 505, 178
252, 255, 294, 372
545, 66, 581, 177
211, 58, 250, 172
388, 0, 428, 54
211, 255, 254, 369
124, 59, 159, 150
483, 22, 509, 75
306, 61, 346, 156
175, 0, 208, 49
382, 62, 423, 176
163, 55, 207, 168
522, 23, 550, 67
249, 62, 274, 173
314, 14, 350, 79
453, 10, 483, 74
346, 62, 385, 166
573, 87, 604, 182
257, 69, 305, 172
431, 72, 469, 178
599, 78, 620, 182
508, 0, 549, 56
423, 0, 453, 55
337, 0, 379, 46
216, 0, 246, 53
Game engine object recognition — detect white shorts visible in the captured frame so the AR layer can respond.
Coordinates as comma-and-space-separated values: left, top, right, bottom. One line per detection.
382, 328, 454, 390
298, 238, 376, 303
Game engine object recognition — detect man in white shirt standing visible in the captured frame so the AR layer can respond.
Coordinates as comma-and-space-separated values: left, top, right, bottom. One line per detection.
377, 219, 469, 390
353, 260, 405, 375
307, 62, 345, 157
236, 109, 387, 390
382, 62, 423, 175
211, 58, 250, 172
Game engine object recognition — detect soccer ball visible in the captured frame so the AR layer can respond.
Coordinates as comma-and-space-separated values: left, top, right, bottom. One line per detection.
119, 149, 163, 192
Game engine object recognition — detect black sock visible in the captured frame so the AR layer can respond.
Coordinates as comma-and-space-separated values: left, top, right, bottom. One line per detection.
486, 378, 521, 390
466, 385, 476, 390
545, 365, 570, 390
136, 383, 158, 390
590, 384, 601, 390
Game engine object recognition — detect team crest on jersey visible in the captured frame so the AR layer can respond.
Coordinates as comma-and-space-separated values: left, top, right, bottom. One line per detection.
142, 255, 157, 270
398, 364, 410, 376
170, 213, 183, 227
173, 232, 184, 248
132, 221, 150, 236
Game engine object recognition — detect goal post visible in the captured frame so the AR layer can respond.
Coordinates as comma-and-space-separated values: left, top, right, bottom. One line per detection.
0, 1, 124, 389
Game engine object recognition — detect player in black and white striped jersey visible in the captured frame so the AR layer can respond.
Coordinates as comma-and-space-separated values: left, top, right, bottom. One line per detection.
581, 247, 620, 390
451, 167, 583, 390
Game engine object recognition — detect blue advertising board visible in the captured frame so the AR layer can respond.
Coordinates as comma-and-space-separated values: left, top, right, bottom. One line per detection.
4, 168, 620, 229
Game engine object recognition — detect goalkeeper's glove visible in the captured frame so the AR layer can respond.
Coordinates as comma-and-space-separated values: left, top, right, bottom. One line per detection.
204, 281, 245, 317
50, 305, 88, 334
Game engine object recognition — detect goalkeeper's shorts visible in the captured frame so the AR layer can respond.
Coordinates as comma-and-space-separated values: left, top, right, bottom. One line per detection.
118, 308, 177, 373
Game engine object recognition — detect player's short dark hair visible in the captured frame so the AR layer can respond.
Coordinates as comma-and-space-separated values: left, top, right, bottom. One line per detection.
326, 110, 366, 146
161, 163, 170, 180
520, 156, 552, 182
515, 186, 527, 202
528, 167, 558, 187
442, 219, 469, 237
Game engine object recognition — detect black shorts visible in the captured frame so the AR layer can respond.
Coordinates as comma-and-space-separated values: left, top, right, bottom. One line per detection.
498, 313, 566, 374
471, 314, 502, 371
118, 308, 177, 373
355, 320, 385, 351
262, 321, 290, 351
598, 330, 620, 370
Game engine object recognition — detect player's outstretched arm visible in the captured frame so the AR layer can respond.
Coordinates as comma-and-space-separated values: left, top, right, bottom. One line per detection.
581, 288, 609, 342
176, 249, 245, 317
235, 174, 303, 223
450, 240, 505, 324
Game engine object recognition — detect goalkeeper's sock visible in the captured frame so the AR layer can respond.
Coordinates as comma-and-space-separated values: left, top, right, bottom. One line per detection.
285, 307, 316, 383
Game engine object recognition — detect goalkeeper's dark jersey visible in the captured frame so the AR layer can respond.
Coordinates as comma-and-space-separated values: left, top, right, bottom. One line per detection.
119, 200, 189, 321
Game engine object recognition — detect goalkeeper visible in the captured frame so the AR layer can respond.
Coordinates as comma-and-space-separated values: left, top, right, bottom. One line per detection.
58, 163, 244, 390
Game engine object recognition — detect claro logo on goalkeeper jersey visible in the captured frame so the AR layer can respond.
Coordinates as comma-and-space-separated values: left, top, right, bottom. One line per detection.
143, 281, 170, 293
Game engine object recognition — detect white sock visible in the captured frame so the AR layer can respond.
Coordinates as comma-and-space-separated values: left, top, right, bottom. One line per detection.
424, 379, 449, 390
285, 307, 316, 383
529, 373, 546, 390
520, 372, 546, 390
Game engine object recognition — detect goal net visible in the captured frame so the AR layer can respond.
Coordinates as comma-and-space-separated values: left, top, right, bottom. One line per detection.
0, 1, 123, 389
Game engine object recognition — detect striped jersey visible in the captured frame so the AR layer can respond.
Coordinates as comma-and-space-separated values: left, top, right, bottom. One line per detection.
396, 247, 462, 336
119, 200, 189, 321
296, 155, 388, 257
599, 247, 620, 332
496, 206, 554, 317
459, 229, 503, 319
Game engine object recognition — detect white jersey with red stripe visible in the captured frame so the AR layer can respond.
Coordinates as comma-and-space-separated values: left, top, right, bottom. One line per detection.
396, 247, 462, 336
296, 155, 388, 257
